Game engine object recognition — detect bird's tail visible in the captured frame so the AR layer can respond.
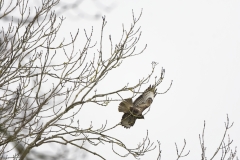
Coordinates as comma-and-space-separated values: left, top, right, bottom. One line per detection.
118, 98, 133, 113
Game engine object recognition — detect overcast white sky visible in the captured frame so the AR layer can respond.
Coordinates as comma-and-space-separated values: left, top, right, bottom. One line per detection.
58, 0, 240, 159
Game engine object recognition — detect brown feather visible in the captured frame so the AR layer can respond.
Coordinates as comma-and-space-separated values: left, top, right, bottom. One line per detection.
135, 103, 150, 113
118, 98, 133, 113
120, 108, 145, 128
121, 113, 137, 128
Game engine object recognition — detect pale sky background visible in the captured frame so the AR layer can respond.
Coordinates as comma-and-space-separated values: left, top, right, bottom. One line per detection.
56, 0, 240, 159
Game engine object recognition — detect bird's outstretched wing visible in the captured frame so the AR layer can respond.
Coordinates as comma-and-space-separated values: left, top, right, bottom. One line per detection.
121, 113, 136, 128
120, 107, 146, 128
133, 85, 156, 113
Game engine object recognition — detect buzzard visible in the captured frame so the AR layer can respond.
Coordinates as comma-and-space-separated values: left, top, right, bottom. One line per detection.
118, 85, 157, 128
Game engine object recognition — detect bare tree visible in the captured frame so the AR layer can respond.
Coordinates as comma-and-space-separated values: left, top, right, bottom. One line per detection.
0, 0, 115, 22
0, 0, 171, 159
0, 1, 238, 160
198, 115, 238, 160
170, 115, 238, 160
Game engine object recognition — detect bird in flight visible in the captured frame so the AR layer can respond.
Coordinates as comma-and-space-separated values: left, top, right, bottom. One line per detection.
118, 85, 157, 128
